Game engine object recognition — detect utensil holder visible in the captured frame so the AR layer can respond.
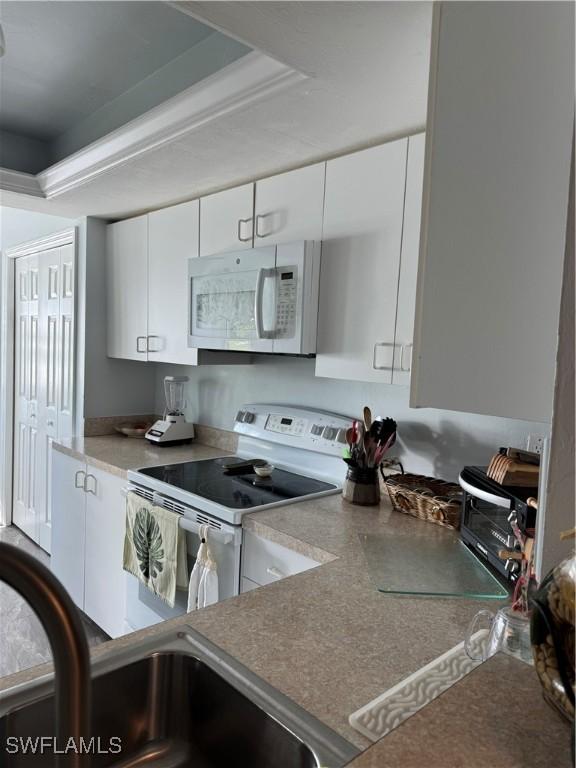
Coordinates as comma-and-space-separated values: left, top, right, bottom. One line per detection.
343, 466, 380, 506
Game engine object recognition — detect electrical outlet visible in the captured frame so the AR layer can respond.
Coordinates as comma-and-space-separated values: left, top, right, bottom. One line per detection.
527, 434, 545, 454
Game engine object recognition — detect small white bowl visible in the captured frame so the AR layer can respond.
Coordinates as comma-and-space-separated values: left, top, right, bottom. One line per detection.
254, 464, 274, 477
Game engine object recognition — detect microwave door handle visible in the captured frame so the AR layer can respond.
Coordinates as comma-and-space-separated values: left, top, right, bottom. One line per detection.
255, 268, 276, 339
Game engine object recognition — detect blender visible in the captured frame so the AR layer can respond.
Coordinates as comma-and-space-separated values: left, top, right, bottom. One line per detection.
145, 376, 196, 445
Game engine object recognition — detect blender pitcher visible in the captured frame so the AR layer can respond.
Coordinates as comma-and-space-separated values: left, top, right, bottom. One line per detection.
164, 376, 187, 416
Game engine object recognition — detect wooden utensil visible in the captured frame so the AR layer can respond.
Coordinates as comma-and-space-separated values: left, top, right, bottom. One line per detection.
363, 406, 372, 431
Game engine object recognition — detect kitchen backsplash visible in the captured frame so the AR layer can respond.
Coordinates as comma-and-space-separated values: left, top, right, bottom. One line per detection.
154, 357, 549, 482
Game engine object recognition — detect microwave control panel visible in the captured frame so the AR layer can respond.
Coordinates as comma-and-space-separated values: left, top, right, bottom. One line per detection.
275, 267, 297, 338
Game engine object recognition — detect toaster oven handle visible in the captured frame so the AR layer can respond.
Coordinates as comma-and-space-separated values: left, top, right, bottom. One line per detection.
458, 474, 511, 509
255, 267, 277, 339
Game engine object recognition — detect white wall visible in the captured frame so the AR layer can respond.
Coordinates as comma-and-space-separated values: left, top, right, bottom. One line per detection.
0, 206, 76, 251
154, 357, 548, 482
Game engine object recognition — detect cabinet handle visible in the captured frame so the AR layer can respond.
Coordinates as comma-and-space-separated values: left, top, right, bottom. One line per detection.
84, 473, 97, 495
237, 217, 253, 243
255, 213, 271, 238
372, 342, 395, 371
136, 336, 147, 353
400, 343, 413, 372
266, 566, 285, 581
147, 335, 162, 353
74, 470, 86, 489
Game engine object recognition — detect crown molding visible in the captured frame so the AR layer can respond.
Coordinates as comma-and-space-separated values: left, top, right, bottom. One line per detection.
5, 228, 76, 259
33, 51, 305, 199
0, 168, 44, 198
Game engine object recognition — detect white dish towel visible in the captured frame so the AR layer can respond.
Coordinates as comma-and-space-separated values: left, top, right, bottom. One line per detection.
187, 524, 219, 612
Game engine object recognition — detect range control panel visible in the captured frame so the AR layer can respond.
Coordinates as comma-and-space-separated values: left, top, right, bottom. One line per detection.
265, 413, 308, 436
234, 404, 354, 457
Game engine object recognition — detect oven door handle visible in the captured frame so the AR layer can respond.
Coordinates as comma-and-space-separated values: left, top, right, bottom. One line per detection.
458, 475, 511, 509
254, 267, 277, 340
179, 517, 235, 545
122, 487, 236, 545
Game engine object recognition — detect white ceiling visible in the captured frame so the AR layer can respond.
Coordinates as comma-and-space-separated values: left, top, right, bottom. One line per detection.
0, 2, 216, 139
0, 1, 432, 220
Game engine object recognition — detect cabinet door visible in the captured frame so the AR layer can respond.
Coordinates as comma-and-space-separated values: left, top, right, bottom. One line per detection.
392, 133, 425, 386
254, 163, 325, 245
199, 183, 254, 256
315, 140, 408, 383
148, 200, 200, 364
410, 3, 572, 421
83, 466, 126, 638
106, 215, 148, 360
50, 450, 86, 609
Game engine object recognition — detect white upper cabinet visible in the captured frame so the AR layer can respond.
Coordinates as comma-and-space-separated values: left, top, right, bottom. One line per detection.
392, 133, 425, 386
148, 200, 200, 365
410, 3, 573, 422
315, 139, 409, 384
254, 163, 325, 245
106, 215, 148, 361
199, 182, 255, 256
199, 165, 326, 257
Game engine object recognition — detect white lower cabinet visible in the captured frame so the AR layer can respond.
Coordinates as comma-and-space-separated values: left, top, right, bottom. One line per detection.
83, 466, 127, 638
50, 451, 86, 608
241, 530, 320, 590
51, 449, 126, 638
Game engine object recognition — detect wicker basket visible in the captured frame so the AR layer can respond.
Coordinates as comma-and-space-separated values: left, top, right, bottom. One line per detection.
384, 473, 463, 530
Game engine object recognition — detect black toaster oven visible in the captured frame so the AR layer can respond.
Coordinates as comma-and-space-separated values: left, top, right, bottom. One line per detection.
459, 466, 537, 582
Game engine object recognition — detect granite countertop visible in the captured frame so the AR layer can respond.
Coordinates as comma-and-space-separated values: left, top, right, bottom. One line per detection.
52, 435, 233, 477
3, 436, 570, 766
347, 652, 571, 768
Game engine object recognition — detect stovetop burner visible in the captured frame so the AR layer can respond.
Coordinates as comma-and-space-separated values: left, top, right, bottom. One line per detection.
137, 457, 338, 511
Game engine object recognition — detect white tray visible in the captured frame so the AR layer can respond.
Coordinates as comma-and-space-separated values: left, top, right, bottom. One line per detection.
349, 630, 488, 742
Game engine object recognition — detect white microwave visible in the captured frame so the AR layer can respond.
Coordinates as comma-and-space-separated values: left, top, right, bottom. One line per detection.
188, 240, 321, 354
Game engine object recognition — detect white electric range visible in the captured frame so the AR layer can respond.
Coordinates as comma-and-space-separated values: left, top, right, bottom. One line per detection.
124, 404, 352, 631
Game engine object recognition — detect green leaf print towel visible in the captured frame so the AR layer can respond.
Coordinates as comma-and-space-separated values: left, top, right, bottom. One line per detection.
123, 492, 187, 607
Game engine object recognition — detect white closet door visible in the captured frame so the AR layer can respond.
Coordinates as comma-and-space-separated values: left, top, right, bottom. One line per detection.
13, 257, 31, 535
12, 241, 76, 551
57, 243, 75, 439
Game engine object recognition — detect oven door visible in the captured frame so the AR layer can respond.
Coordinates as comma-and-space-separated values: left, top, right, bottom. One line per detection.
124, 509, 242, 633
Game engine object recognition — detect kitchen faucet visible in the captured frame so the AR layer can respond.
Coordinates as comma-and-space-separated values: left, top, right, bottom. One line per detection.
0, 543, 91, 766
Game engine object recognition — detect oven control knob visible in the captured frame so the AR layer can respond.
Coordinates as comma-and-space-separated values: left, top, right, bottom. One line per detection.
311, 424, 323, 436
235, 410, 246, 422
242, 411, 255, 424
323, 427, 338, 441
336, 428, 348, 444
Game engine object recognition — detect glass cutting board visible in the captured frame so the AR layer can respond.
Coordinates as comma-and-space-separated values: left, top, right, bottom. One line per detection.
359, 531, 509, 599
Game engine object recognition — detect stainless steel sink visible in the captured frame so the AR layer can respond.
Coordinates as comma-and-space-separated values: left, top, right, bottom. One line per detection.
0, 627, 358, 767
